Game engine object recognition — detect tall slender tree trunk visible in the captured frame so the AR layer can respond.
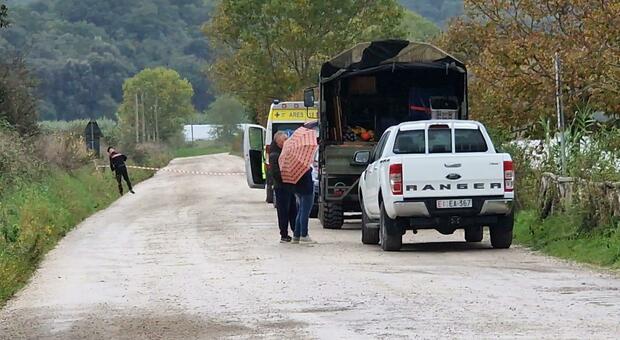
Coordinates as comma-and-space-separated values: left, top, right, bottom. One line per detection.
141, 92, 147, 143
154, 96, 159, 142
135, 92, 139, 144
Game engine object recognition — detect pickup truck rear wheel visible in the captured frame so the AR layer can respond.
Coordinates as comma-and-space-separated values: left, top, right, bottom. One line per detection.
380, 203, 402, 251
490, 213, 514, 249
319, 203, 343, 229
464, 226, 483, 242
361, 199, 379, 245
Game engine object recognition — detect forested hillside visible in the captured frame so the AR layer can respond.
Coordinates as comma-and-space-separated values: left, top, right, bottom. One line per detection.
0, 0, 215, 120
400, 0, 463, 25
4, 0, 36, 5
0, 0, 458, 121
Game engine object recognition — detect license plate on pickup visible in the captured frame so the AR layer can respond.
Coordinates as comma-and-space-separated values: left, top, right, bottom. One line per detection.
436, 199, 473, 209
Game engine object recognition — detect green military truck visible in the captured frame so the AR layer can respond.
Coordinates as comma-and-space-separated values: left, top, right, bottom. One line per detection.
313, 40, 469, 229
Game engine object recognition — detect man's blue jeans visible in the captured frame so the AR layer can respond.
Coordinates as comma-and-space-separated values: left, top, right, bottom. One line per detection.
294, 191, 314, 238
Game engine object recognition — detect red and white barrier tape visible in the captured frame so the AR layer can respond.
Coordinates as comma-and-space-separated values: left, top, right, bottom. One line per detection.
95, 164, 244, 176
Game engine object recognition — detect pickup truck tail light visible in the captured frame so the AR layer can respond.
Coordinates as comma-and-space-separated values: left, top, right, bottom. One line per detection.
389, 164, 403, 195
503, 160, 514, 192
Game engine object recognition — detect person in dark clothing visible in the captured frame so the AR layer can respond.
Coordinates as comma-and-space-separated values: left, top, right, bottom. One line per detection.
270, 131, 297, 243
107, 147, 135, 195
293, 167, 315, 244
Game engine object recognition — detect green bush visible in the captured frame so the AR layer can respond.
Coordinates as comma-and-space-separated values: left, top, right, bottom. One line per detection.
0, 168, 112, 303
34, 133, 93, 171
230, 132, 243, 156
505, 105, 620, 267
0, 129, 43, 194
515, 211, 620, 268
0, 123, 172, 305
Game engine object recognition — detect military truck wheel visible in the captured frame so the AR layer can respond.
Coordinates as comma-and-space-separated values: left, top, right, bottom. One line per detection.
490, 213, 514, 249
464, 226, 483, 242
361, 199, 379, 245
380, 203, 402, 251
319, 203, 343, 229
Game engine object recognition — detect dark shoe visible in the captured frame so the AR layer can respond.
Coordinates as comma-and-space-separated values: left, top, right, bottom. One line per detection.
130, 190, 135, 194
280, 236, 292, 243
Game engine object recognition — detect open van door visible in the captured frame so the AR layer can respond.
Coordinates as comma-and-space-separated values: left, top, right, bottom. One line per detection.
243, 124, 266, 189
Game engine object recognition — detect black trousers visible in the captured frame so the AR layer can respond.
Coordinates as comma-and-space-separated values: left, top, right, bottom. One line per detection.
274, 188, 297, 237
115, 165, 133, 194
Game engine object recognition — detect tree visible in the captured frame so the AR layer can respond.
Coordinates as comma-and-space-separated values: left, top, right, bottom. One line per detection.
0, 2, 38, 135
439, 0, 620, 133
0, 0, 215, 120
0, 3, 8, 28
117, 67, 195, 143
0, 55, 38, 135
204, 95, 248, 143
204, 0, 406, 123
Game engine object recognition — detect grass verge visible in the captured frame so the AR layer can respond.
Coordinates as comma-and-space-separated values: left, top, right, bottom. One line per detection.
514, 210, 620, 268
173, 141, 230, 158
0, 166, 157, 305
0, 139, 238, 306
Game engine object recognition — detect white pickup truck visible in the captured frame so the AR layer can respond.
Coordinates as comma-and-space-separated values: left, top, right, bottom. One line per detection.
356, 120, 514, 251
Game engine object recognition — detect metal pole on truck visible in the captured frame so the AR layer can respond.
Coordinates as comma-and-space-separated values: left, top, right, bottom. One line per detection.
554, 52, 566, 176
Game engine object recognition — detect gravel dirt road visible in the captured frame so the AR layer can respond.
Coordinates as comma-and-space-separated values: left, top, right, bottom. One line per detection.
1, 154, 619, 339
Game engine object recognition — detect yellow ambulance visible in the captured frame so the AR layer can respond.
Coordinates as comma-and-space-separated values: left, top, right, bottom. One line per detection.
242, 100, 318, 204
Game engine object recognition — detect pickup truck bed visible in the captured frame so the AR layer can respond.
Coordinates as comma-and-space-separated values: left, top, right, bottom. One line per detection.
358, 120, 514, 251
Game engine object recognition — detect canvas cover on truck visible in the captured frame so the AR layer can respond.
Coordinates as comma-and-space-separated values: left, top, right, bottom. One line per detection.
320, 40, 466, 81
319, 40, 468, 144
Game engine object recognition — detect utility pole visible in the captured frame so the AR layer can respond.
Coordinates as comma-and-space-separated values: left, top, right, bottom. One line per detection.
141, 92, 147, 142
554, 52, 566, 176
154, 96, 159, 142
191, 121, 194, 143
135, 92, 139, 144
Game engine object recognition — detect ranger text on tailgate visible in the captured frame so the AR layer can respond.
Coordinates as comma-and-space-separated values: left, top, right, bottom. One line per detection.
357, 120, 514, 251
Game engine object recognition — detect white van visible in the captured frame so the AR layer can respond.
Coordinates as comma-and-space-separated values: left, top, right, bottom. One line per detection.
243, 101, 318, 203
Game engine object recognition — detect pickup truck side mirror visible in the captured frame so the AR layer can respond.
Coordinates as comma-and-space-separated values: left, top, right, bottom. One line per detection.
303, 88, 315, 108
351, 150, 371, 166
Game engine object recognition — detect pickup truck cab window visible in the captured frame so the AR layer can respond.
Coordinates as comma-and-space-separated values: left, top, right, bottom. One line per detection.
428, 126, 452, 153
393, 130, 424, 154
393, 125, 489, 154
455, 129, 488, 152
371, 131, 391, 161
